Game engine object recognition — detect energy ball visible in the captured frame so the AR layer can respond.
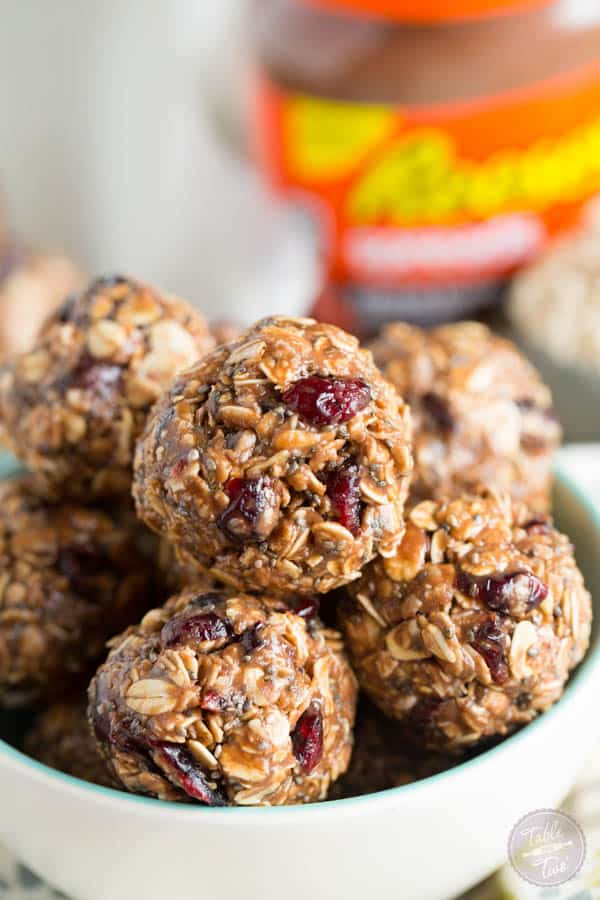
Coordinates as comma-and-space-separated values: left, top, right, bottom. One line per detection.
0, 477, 154, 707
0, 274, 214, 499
0, 243, 83, 361
134, 316, 413, 596
25, 700, 116, 788
338, 491, 591, 752
89, 586, 357, 806
370, 321, 561, 513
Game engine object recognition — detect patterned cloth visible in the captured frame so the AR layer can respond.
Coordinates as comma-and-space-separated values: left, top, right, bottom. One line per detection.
0, 845, 66, 899
1, 445, 599, 900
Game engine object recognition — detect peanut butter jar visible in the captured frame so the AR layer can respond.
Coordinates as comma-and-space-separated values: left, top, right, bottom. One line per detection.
249, 0, 600, 330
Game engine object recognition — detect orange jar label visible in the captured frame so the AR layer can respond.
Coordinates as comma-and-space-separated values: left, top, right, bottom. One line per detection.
297, 0, 551, 23
253, 63, 600, 296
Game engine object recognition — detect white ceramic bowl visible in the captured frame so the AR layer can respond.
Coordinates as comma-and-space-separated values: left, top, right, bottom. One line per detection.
1, 467, 599, 900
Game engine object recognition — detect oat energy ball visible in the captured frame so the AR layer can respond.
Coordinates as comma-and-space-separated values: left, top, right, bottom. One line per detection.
0, 274, 214, 499
134, 316, 413, 596
0, 478, 153, 707
370, 321, 561, 513
89, 587, 357, 806
339, 491, 591, 752
0, 244, 83, 361
25, 700, 116, 788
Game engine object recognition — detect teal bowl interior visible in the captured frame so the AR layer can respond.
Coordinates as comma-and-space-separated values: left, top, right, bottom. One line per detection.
0, 452, 599, 810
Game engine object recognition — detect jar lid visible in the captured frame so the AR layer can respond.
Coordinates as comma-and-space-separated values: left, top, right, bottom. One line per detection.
296, 0, 552, 22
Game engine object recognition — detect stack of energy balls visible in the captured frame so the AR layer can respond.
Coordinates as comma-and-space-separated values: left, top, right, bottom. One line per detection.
0, 280, 591, 806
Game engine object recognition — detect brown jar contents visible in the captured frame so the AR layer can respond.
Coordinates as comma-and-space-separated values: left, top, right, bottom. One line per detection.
250, 1, 600, 329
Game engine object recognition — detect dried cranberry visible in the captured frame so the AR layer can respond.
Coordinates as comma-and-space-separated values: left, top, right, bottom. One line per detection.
169, 457, 188, 479
327, 461, 363, 537
282, 376, 371, 427
455, 570, 478, 600
91, 707, 112, 745
470, 616, 510, 684
483, 573, 547, 614
68, 353, 122, 401
92, 707, 140, 753
58, 543, 105, 577
153, 743, 226, 806
409, 696, 442, 734
456, 569, 547, 616
200, 689, 226, 712
480, 575, 510, 608
57, 544, 106, 595
239, 623, 265, 654
422, 392, 454, 434
161, 612, 232, 648
292, 701, 324, 773
218, 476, 279, 542
293, 597, 320, 620
523, 518, 552, 535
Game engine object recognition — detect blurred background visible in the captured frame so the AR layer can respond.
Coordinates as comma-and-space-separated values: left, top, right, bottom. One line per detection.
1, 0, 600, 437
0, 1, 318, 318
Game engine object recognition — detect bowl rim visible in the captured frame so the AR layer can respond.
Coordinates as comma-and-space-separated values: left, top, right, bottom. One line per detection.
1, 464, 599, 820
